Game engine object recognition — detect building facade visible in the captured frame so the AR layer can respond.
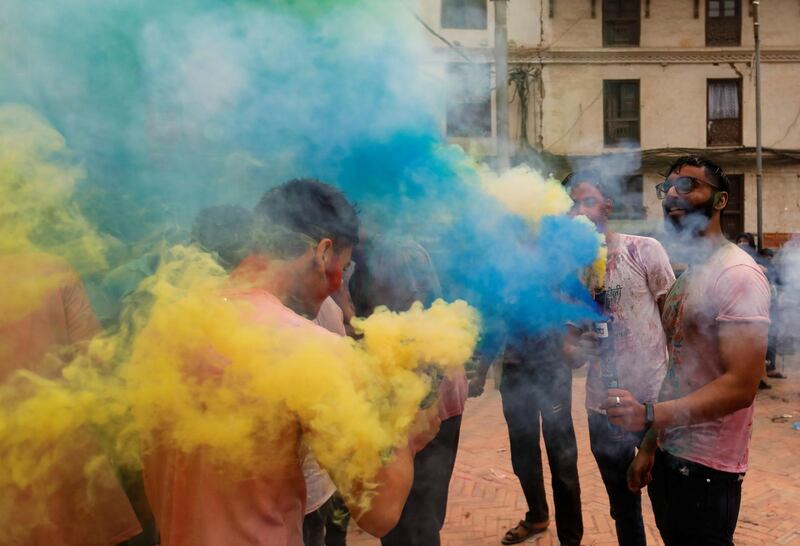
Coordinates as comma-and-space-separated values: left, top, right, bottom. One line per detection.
419, 0, 800, 244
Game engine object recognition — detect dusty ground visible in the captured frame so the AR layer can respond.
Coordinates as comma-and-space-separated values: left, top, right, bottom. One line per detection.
349, 355, 800, 545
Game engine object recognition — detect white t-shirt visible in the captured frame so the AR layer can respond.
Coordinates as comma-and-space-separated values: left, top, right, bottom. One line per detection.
302, 297, 345, 514
585, 234, 675, 412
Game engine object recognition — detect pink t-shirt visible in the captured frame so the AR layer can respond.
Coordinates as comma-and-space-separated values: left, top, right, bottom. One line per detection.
438, 374, 468, 421
659, 243, 771, 473
586, 234, 675, 412
0, 254, 142, 546
144, 290, 317, 546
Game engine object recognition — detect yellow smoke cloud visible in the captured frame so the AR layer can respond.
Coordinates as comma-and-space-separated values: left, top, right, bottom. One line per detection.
571, 215, 608, 291
0, 244, 480, 539
480, 165, 574, 226
0, 104, 113, 323
124, 245, 480, 504
480, 164, 608, 290
0, 107, 481, 539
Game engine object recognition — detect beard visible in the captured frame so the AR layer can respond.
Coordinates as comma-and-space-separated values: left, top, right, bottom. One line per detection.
662, 194, 716, 235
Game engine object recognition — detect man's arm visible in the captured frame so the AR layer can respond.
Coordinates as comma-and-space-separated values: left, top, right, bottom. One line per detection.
652, 321, 766, 428
348, 445, 415, 537
467, 351, 497, 398
627, 428, 658, 493
346, 406, 440, 537
606, 321, 768, 431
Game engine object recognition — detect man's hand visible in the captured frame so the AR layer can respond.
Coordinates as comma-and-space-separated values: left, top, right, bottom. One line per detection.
408, 405, 441, 453
627, 448, 655, 493
563, 325, 599, 369
602, 388, 647, 431
468, 372, 488, 398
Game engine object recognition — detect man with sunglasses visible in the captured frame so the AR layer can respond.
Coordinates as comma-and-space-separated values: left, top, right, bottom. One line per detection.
605, 157, 771, 546
562, 171, 675, 546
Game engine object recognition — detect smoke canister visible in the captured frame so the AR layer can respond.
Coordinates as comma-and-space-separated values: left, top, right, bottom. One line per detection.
593, 289, 624, 441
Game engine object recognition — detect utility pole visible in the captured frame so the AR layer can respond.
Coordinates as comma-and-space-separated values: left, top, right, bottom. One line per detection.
753, 0, 764, 250
492, 0, 510, 172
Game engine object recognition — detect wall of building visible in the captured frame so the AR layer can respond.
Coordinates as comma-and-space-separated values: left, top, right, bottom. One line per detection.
539, 0, 800, 49
424, 0, 800, 241
537, 61, 777, 155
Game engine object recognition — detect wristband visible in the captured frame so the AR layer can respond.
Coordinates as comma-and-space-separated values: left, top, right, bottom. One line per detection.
644, 402, 655, 429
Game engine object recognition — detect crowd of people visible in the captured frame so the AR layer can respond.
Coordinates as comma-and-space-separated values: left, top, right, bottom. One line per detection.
1, 155, 783, 546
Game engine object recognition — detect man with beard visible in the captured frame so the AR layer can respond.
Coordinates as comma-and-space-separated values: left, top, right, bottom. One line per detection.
607, 157, 771, 546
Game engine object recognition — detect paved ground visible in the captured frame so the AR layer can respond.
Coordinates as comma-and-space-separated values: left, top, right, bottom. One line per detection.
348, 355, 800, 545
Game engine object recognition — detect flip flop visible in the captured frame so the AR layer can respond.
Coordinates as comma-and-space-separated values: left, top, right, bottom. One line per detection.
501, 519, 549, 544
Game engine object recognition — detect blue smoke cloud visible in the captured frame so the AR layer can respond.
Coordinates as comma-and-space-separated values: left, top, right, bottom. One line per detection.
0, 0, 599, 347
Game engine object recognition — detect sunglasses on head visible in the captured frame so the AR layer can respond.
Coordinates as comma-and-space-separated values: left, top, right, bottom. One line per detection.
655, 176, 721, 200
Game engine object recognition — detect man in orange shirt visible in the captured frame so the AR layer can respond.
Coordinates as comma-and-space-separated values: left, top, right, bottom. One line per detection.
143, 179, 439, 546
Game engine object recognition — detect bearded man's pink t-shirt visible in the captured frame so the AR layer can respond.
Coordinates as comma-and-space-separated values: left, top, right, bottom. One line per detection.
658, 243, 771, 473
144, 290, 323, 546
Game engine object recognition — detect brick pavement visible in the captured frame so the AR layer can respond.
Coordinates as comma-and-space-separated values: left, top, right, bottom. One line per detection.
348, 356, 800, 545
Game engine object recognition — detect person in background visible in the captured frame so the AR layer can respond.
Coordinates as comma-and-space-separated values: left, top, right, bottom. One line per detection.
0, 253, 143, 546
302, 295, 348, 546
349, 233, 466, 546
735, 232, 757, 257
735, 232, 779, 388
616, 157, 770, 546
758, 248, 785, 379
562, 171, 675, 546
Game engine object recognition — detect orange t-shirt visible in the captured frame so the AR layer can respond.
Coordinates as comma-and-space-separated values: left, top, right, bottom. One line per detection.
0, 253, 142, 546
143, 289, 314, 546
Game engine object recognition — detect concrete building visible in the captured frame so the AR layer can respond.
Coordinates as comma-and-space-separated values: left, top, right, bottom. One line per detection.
418, 0, 800, 245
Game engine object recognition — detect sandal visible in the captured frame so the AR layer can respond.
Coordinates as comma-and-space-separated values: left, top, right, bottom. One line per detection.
767, 371, 787, 379
501, 519, 549, 544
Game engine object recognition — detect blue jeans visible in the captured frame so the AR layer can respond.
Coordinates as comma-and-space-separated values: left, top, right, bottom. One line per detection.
588, 411, 646, 546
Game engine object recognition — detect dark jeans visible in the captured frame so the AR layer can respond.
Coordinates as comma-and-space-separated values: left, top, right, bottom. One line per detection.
766, 325, 778, 371
380, 414, 462, 546
588, 412, 646, 546
302, 494, 349, 546
649, 449, 743, 546
304, 508, 326, 546
324, 494, 349, 546
499, 362, 583, 546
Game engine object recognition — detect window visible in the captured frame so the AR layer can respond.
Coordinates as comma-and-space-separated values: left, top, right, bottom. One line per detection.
603, 80, 640, 146
707, 79, 742, 146
603, 0, 641, 47
446, 63, 492, 138
706, 0, 741, 46
610, 175, 646, 220
441, 0, 488, 30
721, 174, 744, 240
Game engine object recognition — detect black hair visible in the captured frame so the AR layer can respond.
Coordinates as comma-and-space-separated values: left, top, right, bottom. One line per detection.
253, 178, 359, 258
735, 232, 756, 249
665, 155, 731, 194
561, 170, 613, 200
191, 205, 254, 269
